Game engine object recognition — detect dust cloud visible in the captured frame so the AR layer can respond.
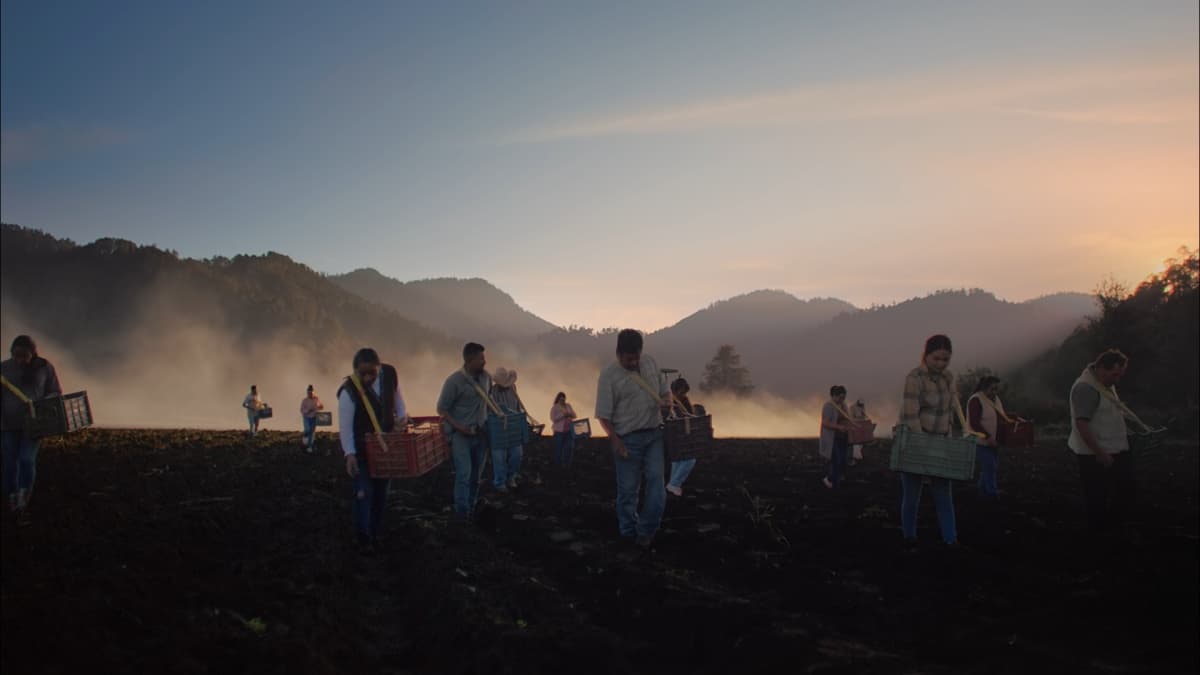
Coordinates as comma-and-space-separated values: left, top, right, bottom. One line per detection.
1, 302, 900, 437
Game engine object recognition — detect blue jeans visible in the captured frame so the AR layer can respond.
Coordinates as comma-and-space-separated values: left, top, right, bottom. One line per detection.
553, 432, 575, 466
492, 444, 523, 488
247, 411, 259, 435
302, 417, 318, 450
668, 458, 697, 489
900, 472, 957, 544
352, 454, 390, 543
614, 429, 666, 538
825, 434, 848, 487
1, 431, 39, 499
451, 431, 487, 514
976, 445, 999, 497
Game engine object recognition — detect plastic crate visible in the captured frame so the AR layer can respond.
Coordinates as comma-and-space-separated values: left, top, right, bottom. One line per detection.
25, 391, 93, 438
313, 411, 333, 427
664, 414, 713, 461
571, 418, 592, 440
998, 421, 1035, 448
888, 425, 976, 480
257, 406, 274, 420
487, 411, 531, 450
848, 421, 877, 445
364, 416, 449, 479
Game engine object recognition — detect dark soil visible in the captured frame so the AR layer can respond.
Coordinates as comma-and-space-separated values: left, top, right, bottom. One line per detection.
2, 430, 1196, 674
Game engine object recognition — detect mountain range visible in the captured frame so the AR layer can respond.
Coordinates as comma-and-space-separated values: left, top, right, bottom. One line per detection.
0, 224, 1097, 420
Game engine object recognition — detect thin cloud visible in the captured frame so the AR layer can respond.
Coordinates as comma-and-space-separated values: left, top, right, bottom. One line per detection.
0, 124, 130, 166
503, 62, 1197, 144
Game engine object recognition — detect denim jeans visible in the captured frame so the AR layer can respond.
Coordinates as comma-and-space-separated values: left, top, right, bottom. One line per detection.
352, 454, 390, 543
1077, 452, 1135, 533
302, 417, 318, 450
614, 429, 666, 538
451, 431, 487, 514
976, 444, 999, 497
825, 434, 848, 487
1, 431, 39, 499
247, 411, 259, 435
668, 458, 697, 489
492, 444, 523, 488
900, 472, 957, 544
553, 431, 575, 466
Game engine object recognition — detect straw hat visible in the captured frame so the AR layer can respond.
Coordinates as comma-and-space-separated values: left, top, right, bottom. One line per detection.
493, 367, 518, 388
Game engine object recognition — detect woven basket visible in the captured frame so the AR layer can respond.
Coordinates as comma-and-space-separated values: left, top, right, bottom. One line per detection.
889, 425, 976, 480
664, 414, 713, 461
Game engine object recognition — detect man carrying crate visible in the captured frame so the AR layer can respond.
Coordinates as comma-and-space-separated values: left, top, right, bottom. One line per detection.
0, 335, 62, 518
337, 348, 408, 555
438, 342, 493, 521
595, 329, 671, 550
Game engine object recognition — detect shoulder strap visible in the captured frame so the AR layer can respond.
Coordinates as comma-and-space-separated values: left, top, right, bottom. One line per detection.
350, 373, 389, 452
1, 375, 36, 419
463, 369, 505, 416
1086, 381, 1153, 432
626, 369, 665, 405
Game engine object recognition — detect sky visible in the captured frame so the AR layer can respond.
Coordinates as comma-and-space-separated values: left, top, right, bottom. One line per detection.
2, 0, 1197, 331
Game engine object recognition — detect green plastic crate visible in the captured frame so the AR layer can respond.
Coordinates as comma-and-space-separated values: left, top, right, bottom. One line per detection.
889, 425, 977, 480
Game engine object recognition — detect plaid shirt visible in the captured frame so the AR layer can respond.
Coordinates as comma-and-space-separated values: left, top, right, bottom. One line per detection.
901, 364, 958, 434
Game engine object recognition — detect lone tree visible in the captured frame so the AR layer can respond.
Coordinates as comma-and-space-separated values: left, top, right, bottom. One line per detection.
700, 345, 755, 397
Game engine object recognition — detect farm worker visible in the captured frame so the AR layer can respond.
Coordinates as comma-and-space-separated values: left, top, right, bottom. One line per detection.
849, 399, 869, 464
300, 384, 324, 453
1068, 349, 1135, 534
595, 329, 671, 551
337, 348, 407, 555
898, 334, 962, 548
0, 335, 62, 518
550, 392, 577, 467
437, 342, 492, 521
488, 367, 525, 492
665, 377, 702, 497
967, 376, 1027, 500
243, 385, 262, 437
820, 385, 854, 489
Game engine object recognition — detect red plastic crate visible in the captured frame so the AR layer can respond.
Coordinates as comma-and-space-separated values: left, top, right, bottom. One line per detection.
999, 421, 1035, 448
848, 421, 877, 445
364, 416, 449, 479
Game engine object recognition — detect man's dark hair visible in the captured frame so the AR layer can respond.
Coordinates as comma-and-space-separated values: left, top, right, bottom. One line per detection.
975, 376, 1000, 392
9, 335, 36, 356
251, 385, 257, 392
353, 348, 381, 368
1093, 349, 1128, 370
463, 342, 485, 360
924, 334, 953, 355
616, 329, 643, 356
671, 378, 690, 394
830, 385, 847, 397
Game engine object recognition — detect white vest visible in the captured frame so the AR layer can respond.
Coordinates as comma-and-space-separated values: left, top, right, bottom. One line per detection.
967, 392, 1004, 439
1067, 369, 1129, 455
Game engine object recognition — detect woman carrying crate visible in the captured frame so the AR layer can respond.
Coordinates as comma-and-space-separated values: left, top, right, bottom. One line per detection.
898, 334, 962, 547
489, 368, 526, 491
337, 348, 408, 554
300, 385, 325, 453
967, 376, 1025, 500
0, 335, 62, 516
550, 392, 577, 467
820, 386, 855, 489
666, 378, 701, 497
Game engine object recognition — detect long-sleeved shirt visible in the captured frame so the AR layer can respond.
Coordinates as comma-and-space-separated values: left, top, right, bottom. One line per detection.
0, 357, 62, 431
300, 396, 324, 418
595, 354, 667, 437
550, 403, 576, 433
901, 364, 957, 435
490, 386, 523, 414
339, 377, 407, 456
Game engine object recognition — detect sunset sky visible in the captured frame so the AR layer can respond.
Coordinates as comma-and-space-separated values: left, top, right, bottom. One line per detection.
2, 1, 1197, 331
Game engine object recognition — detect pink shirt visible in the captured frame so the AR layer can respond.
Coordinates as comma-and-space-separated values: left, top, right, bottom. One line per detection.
300, 396, 323, 418
550, 403, 576, 433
